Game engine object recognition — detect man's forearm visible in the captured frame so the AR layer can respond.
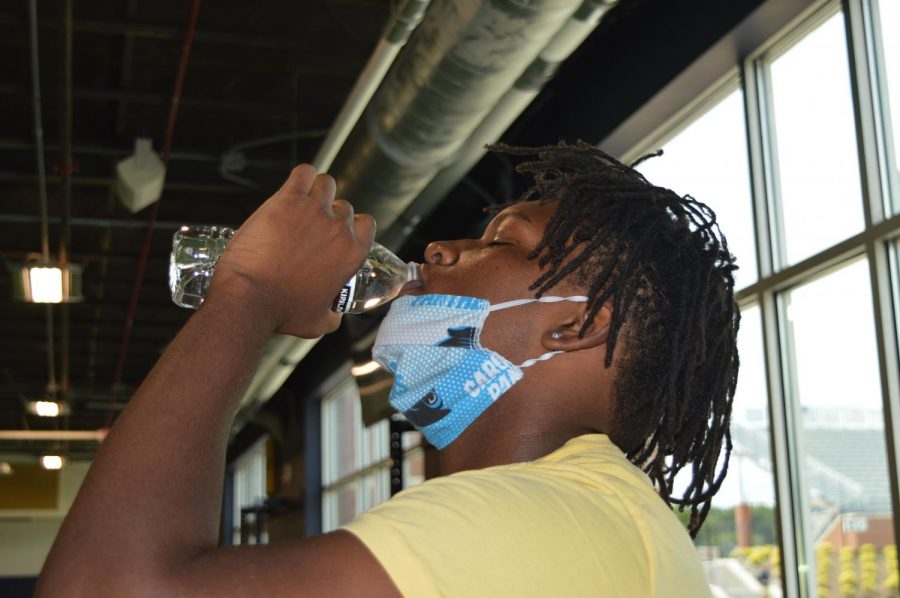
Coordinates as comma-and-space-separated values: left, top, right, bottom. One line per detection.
39, 290, 276, 591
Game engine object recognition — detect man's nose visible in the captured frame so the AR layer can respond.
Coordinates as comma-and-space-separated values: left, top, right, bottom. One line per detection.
424, 240, 460, 266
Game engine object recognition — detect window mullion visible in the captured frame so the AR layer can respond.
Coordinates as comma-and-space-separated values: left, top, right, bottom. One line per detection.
744, 56, 806, 598
867, 237, 900, 550
843, 0, 885, 227
752, 56, 789, 275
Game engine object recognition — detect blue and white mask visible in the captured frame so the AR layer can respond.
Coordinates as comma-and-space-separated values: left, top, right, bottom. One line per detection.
372, 293, 588, 449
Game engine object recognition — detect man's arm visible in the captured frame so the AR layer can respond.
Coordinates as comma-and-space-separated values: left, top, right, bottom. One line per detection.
36, 165, 400, 596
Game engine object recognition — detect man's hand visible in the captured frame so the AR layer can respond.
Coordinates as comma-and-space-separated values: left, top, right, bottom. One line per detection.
209, 164, 376, 338
36, 166, 400, 597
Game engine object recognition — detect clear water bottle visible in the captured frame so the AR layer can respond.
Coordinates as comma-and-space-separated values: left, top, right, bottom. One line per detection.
169, 224, 418, 314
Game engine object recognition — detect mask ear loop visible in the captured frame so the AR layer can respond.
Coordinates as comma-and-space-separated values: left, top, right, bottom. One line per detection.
489, 295, 588, 312
519, 350, 562, 369
486, 295, 589, 368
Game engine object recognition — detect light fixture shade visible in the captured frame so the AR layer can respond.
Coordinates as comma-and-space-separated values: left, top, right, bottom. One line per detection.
11, 262, 83, 303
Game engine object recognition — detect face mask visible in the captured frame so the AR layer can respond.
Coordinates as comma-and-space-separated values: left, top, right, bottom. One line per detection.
372, 293, 588, 449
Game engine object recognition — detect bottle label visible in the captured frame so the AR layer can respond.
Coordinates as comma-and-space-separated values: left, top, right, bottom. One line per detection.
331, 274, 358, 313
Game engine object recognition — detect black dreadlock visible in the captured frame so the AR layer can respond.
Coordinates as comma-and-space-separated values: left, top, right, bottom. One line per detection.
487, 141, 740, 538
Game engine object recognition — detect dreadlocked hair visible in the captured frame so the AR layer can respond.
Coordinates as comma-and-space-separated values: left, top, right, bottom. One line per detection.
487, 140, 740, 538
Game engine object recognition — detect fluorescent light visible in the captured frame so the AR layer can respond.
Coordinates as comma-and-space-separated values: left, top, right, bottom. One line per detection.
34, 400, 60, 417
13, 262, 83, 303
26, 400, 69, 417
351, 360, 381, 377
28, 267, 63, 303
40, 455, 65, 470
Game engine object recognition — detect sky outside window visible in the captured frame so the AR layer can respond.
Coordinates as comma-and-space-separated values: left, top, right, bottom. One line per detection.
636, 90, 758, 291
768, 12, 865, 266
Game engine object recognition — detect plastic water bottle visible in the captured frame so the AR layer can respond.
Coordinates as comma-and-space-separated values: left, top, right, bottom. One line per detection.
169, 224, 418, 314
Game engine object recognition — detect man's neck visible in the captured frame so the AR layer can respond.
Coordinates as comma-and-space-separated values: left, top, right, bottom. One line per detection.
436, 400, 596, 475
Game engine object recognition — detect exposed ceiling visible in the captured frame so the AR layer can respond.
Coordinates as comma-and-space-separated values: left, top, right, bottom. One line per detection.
0, 0, 394, 457
0, 0, 771, 460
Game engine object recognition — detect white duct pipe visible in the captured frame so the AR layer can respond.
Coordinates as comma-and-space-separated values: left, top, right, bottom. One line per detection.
314, 0, 432, 171
314, 40, 405, 171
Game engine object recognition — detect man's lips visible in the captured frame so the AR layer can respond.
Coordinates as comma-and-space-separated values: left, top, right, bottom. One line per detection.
398, 278, 425, 296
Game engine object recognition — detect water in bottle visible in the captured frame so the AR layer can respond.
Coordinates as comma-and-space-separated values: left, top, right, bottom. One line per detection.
169, 225, 234, 309
169, 224, 418, 314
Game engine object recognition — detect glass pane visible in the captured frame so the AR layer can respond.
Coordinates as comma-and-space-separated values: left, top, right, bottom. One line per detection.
361, 419, 389, 469
403, 447, 426, 489
781, 258, 897, 595
360, 469, 391, 514
321, 382, 360, 485
767, 12, 865, 266
687, 306, 780, 597
636, 89, 758, 290
873, 0, 900, 215
402, 430, 423, 451
322, 484, 361, 532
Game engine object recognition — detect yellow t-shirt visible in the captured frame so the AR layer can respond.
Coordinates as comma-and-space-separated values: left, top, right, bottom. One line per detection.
342, 434, 711, 597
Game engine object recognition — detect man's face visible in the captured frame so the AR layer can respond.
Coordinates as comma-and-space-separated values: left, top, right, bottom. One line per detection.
414, 200, 559, 303
410, 200, 578, 364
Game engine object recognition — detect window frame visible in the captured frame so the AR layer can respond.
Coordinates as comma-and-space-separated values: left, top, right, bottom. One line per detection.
615, 0, 900, 595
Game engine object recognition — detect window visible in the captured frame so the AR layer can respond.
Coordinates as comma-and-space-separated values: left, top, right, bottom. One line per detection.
781, 259, 895, 593
635, 88, 758, 291
231, 436, 268, 545
321, 381, 390, 532
623, 1, 900, 596
689, 306, 780, 594
765, 11, 865, 267
401, 430, 426, 489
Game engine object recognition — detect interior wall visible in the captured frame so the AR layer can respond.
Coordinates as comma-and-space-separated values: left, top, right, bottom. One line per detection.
0, 461, 90, 577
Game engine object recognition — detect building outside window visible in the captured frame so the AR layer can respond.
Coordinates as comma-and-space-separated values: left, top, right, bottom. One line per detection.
627, 1, 900, 595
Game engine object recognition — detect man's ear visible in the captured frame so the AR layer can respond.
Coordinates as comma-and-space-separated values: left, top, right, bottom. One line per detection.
540, 301, 612, 352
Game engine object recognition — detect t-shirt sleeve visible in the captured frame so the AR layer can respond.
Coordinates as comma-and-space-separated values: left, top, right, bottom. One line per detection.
342, 501, 442, 597
341, 475, 491, 597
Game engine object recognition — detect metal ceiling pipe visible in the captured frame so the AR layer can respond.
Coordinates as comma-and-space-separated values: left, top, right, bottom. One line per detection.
27, 0, 57, 400
380, 0, 618, 248
329, 0, 585, 232
0, 430, 106, 442
59, 0, 73, 403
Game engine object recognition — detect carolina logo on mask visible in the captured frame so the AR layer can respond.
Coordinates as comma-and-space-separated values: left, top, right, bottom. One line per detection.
402, 390, 451, 427
436, 326, 477, 349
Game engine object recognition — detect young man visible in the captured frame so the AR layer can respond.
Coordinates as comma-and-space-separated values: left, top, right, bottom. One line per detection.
37, 143, 738, 597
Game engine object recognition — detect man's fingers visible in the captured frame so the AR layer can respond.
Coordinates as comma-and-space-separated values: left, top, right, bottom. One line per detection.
331, 198, 354, 221
280, 164, 318, 196
310, 173, 337, 207
354, 213, 377, 250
